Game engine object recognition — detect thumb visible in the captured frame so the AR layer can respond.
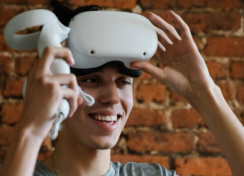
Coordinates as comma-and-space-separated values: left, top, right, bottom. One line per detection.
131, 61, 166, 84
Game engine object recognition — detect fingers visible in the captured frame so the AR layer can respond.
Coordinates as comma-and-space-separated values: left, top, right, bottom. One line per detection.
29, 46, 81, 118
45, 74, 83, 117
145, 10, 192, 54
155, 27, 172, 50
146, 11, 181, 44
167, 10, 191, 40
38, 46, 74, 74
60, 87, 79, 117
131, 61, 166, 84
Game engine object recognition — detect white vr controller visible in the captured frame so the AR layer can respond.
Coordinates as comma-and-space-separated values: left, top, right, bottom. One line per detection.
4, 9, 95, 140
4, 9, 158, 139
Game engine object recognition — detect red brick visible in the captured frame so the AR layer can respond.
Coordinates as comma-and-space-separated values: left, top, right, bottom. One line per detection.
231, 61, 244, 79
177, 0, 207, 8
0, 56, 12, 75
140, 0, 176, 8
193, 37, 201, 49
144, 0, 244, 9
1, 103, 23, 124
169, 91, 187, 103
69, 0, 136, 9
0, 7, 23, 26
0, 35, 18, 53
218, 83, 234, 101
206, 61, 227, 79
136, 83, 166, 103
140, 0, 206, 8
209, 0, 244, 8
0, 126, 14, 145
175, 157, 232, 176
126, 108, 166, 126
172, 109, 205, 129
1, 0, 49, 5
4, 79, 24, 97
182, 12, 240, 32
111, 155, 170, 169
197, 133, 221, 154
237, 85, 244, 104
204, 37, 244, 57
127, 131, 194, 153
0, 34, 6, 51
15, 57, 37, 76
1, 0, 26, 4
149, 11, 240, 33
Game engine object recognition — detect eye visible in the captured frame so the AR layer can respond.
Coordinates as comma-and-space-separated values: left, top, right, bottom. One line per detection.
120, 80, 131, 85
83, 78, 99, 83
77, 76, 100, 86
116, 77, 132, 87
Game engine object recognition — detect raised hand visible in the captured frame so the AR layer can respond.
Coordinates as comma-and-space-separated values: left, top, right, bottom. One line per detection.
131, 11, 215, 100
18, 47, 83, 139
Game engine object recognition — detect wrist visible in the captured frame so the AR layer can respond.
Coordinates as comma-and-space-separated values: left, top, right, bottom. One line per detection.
187, 83, 223, 113
14, 120, 48, 145
14, 124, 45, 146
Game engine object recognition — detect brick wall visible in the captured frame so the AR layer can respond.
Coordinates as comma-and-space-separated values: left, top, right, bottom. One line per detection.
1, 0, 244, 175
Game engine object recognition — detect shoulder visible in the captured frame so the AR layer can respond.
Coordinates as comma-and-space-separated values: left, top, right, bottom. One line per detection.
108, 162, 177, 176
33, 160, 56, 176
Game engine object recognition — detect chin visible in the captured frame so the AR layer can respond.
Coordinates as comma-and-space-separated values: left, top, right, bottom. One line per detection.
89, 136, 119, 150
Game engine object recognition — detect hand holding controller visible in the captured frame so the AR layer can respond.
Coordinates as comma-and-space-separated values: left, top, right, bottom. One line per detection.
4, 9, 95, 140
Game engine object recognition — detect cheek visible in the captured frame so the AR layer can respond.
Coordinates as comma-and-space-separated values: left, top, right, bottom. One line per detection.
121, 88, 134, 114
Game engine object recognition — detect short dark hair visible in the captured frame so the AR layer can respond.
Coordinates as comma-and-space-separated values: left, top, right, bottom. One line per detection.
49, 0, 102, 26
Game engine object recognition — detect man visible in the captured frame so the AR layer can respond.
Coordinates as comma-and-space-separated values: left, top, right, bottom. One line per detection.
0, 1, 244, 176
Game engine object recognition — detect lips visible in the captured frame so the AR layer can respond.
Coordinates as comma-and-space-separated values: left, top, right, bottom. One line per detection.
88, 113, 122, 131
91, 114, 118, 122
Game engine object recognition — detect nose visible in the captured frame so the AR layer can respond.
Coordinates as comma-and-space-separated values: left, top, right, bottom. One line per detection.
99, 82, 120, 105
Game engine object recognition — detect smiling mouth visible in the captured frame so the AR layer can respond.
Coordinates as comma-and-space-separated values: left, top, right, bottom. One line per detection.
89, 114, 121, 123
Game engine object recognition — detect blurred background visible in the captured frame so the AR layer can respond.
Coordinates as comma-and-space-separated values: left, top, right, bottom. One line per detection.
1, 0, 244, 175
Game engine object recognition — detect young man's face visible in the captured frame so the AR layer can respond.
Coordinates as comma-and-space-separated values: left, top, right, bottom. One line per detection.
63, 65, 134, 149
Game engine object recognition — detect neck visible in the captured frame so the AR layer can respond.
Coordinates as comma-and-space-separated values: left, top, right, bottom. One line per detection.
44, 131, 111, 176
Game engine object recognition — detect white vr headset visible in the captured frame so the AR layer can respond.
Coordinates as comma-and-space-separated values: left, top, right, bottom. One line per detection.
67, 11, 158, 77
4, 9, 158, 77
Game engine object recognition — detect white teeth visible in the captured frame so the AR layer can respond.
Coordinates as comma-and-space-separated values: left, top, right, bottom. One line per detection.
92, 115, 118, 122
107, 116, 111, 121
